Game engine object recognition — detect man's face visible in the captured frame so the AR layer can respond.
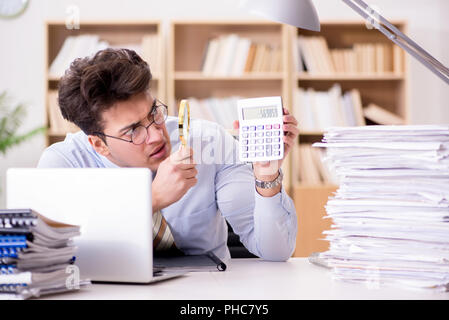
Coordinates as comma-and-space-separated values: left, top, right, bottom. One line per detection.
91, 91, 171, 171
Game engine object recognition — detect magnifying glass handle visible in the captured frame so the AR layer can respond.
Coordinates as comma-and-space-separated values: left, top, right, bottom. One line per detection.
178, 99, 190, 148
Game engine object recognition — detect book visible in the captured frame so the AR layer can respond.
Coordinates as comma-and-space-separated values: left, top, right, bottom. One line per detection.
244, 43, 257, 72
47, 91, 79, 135
49, 35, 109, 78
363, 103, 405, 125
141, 34, 161, 76
294, 85, 367, 131
187, 96, 240, 129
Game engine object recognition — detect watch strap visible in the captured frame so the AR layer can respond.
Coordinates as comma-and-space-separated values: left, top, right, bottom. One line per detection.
255, 169, 283, 189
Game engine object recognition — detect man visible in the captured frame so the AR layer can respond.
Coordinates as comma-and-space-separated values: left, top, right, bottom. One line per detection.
38, 48, 299, 262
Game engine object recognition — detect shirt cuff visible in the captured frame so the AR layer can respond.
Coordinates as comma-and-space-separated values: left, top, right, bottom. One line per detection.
254, 184, 295, 217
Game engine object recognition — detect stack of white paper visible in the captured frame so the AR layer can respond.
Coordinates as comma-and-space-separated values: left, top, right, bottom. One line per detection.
0, 209, 91, 299
313, 125, 449, 292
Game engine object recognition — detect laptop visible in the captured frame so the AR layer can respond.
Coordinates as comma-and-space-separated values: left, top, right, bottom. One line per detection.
6, 168, 185, 283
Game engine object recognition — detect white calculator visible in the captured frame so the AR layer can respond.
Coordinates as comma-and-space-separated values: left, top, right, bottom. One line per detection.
237, 96, 284, 162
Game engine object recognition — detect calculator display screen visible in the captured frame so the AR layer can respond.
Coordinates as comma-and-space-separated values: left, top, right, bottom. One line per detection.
242, 106, 278, 120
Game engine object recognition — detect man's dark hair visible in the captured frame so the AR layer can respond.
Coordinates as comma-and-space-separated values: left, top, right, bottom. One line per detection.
58, 48, 152, 135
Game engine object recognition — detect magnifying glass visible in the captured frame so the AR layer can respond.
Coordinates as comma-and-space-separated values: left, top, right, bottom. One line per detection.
178, 99, 190, 148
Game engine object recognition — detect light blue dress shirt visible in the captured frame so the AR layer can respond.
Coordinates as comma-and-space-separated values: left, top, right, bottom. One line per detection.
38, 116, 298, 262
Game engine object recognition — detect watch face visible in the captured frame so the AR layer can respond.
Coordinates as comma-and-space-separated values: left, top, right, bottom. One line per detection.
0, 0, 29, 18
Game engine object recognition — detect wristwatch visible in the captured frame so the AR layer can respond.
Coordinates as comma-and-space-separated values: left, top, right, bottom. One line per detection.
255, 169, 283, 189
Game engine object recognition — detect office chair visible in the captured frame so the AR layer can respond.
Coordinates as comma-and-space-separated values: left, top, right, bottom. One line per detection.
227, 221, 257, 258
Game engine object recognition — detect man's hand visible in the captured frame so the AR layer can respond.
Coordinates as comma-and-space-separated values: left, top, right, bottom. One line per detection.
233, 107, 299, 180
152, 146, 198, 212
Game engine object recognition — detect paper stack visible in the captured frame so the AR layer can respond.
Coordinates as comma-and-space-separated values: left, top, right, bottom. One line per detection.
0, 209, 91, 299
313, 125, 449, 291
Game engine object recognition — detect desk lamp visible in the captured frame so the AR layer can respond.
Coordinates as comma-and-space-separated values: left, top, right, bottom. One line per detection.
240, 0, 449, 84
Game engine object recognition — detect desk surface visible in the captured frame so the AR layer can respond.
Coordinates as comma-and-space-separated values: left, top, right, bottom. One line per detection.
46, 258, 449, 300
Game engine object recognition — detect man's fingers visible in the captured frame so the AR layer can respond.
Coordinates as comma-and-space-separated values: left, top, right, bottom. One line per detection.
283, 114, 298, 126
170, 146, 194, 162
283, 123, 300, 136
180, 167, 198, 179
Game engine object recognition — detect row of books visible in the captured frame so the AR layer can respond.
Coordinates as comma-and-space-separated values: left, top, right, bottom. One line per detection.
49, 34, 161, 78
294, 36, 403, 75
201, 34, 282, 76
0, 209, 90, 299
293, 84, 404, 131
47, 91, 79, 135
293, 144, 338, 185
186, 96, 240, 130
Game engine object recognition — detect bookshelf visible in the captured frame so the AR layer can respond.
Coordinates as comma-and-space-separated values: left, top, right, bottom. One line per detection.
168, 21, 293, 192
43, 19, 411, 258
44, 21, 165, 146
290, 21, 409, 257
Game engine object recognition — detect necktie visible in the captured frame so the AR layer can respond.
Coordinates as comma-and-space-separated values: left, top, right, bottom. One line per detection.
152, 210, 176, 251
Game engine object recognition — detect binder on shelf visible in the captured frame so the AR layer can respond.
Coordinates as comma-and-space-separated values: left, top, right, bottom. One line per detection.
294, 84, 366, 131
47, 91, 79, 135
363, 103, 405, 125
295, 35, 402, 75
201, 33, 282, 76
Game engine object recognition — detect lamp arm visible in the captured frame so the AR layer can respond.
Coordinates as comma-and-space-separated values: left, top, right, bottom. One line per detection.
342, 0, 449, 85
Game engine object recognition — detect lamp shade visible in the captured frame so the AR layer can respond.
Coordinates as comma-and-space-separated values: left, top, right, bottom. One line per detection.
240, 0, 321, 32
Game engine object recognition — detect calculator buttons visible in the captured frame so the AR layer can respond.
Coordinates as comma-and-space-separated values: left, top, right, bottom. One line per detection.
240, 122, 283, 161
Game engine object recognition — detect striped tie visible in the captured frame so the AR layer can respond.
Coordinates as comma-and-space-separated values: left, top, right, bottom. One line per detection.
153, 210, 176, 251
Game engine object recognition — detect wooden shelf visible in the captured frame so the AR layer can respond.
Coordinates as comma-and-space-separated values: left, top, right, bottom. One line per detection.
297, 73, 405, 81
174, 71, 284, 80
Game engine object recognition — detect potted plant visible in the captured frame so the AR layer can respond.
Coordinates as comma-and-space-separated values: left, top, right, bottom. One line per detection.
0, 91, 45, 155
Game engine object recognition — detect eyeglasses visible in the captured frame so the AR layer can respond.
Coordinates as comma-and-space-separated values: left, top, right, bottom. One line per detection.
95, 99, 168, 145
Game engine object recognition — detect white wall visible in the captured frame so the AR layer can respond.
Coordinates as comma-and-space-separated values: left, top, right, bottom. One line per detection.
0, 0, 448, 207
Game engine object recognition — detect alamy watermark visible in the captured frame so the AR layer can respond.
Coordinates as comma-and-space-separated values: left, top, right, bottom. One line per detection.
65, 4, 80, 30
66, 265, 80, 290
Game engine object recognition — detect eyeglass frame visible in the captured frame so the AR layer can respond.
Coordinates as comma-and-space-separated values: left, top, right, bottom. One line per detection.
94, 99, 168, 145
